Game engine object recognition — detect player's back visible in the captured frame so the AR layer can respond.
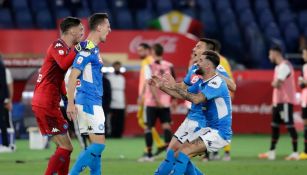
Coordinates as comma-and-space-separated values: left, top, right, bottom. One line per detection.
32, 39, 72, 108
201, 75, 232, 141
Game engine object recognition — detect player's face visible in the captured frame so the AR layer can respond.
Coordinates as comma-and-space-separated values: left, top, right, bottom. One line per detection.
69, 24, 85, 44
302, 49, 307, 62
137, 46, 149, 59
192, 41, 206, 59
195, 55, 210, 75
268, 50, 276, 63
99, 19, 111, 43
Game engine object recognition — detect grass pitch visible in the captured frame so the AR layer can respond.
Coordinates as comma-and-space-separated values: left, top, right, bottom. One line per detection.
0, 134, 306, 175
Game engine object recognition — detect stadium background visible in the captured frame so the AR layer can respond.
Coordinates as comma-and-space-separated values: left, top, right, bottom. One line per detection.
0, 0, 307, 175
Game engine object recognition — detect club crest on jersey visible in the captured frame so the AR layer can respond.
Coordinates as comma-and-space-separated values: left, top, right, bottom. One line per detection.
58, 50, 64, 55
190, 74, 199, 84
77, 56, 83, 64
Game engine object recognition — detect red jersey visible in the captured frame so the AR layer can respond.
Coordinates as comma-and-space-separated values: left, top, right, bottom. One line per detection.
32, 39, 76, 108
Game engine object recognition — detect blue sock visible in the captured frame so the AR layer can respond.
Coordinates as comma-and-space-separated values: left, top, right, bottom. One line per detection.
70, 143, 105, 175
184, 161, 203, 175
154, 149, 176, 175
172, 152, 190, 175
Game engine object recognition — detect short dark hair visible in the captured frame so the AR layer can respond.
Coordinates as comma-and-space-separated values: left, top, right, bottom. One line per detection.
112, 61, 121, 66
138, 43, 150, 50
199, 38, 218, 51
203, 50, 220, 68
270, 45, 283, 53
89, 13, 109, 31
60, 17, 81, 33
152, 43, 164, 56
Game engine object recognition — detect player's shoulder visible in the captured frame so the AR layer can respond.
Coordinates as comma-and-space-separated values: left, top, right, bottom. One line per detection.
216, 65, 226, 72
207, 75, 223, 89
52, 39, 66, 49
162, 60, 173, 67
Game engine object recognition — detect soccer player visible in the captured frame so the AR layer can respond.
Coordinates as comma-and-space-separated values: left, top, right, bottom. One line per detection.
136, 43, 166, 157
140, 43, 175, 161
298, 46, 307, 160
159, 50, 232, 175
66, 13, 111, 175
258, 45, 299, 160
151, 39, 235, 175
31, 17, 85, 175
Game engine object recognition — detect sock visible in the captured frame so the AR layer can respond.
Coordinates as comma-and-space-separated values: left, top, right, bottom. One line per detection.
70, 143, 105, 175
57, 148, 72, 175
145, 130, 153, 157
185, 161, 203, 175
224, 144, 231, 153
172, 152, 190, 175
270, 125, 280, 150
45, 147, 71, 175
154, 149, 175, 175
164, 129, 172, 145
152, 127, 165, 148
287, 126, 298, 152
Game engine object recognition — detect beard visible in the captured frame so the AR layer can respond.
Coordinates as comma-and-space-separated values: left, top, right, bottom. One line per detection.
195, 68, 204, 75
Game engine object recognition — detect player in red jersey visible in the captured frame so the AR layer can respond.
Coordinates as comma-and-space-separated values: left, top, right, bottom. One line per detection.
31, 17, 84, 175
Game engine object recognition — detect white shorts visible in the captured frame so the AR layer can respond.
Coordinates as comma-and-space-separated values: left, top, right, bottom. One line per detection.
174, 118, 202, 143
194, 127, 230, 152
76, 104, 105, 134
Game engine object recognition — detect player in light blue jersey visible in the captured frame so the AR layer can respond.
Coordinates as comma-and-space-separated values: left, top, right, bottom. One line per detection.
151, 39, 235, 175
159, 50, 232, 175
66, 13, 111, 175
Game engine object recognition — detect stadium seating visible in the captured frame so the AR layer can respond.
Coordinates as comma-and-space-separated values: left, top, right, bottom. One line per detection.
136, 9, 153, 29
15, 9, 33, 29
0, 9, 14, 28
0, 0, 305, 68
35, 10, 54, 29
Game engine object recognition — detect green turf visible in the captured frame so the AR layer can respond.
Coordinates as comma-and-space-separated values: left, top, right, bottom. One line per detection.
0, 134, 306, 175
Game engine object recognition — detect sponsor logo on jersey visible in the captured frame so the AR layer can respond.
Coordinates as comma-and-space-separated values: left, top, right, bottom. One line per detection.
77, 56, 83, 64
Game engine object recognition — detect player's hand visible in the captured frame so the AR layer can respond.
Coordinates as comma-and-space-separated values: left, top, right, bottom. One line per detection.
4, 102, 12, 111
66, 103, 77, 121
162, 73, 176, 89
149, 75, 162, 88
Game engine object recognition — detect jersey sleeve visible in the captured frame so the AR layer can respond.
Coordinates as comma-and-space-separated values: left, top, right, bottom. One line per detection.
216, 65, 230, 78
49, 42, 76, 71
183, 64, 198, 86
72, 51, 92, 71
200, 77, 224, 101
277, 63, 291, 81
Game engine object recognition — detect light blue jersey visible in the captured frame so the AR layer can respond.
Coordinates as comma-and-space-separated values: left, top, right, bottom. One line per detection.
72, 41, 103, 114
182, 64, 231, 128
199, 75, 232, 141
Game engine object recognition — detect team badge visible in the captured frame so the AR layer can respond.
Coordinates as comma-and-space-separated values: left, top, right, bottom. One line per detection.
190, 74, 199, 84
58, 50, 64, 55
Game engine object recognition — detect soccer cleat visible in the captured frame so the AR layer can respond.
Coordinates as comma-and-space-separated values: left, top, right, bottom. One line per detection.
285, 152, 299, 160
299, 152, 307, 160
137, 156, 155, 162
258, 150, 275, 160
0, 146, 13, 153
222, 153, 231, 161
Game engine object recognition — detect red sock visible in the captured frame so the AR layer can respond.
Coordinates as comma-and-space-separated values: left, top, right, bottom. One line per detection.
45, 147, 72, 175
58, 148, 72, 175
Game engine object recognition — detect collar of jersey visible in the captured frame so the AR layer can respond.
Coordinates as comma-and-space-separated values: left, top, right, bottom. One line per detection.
201, 74, 218, 85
